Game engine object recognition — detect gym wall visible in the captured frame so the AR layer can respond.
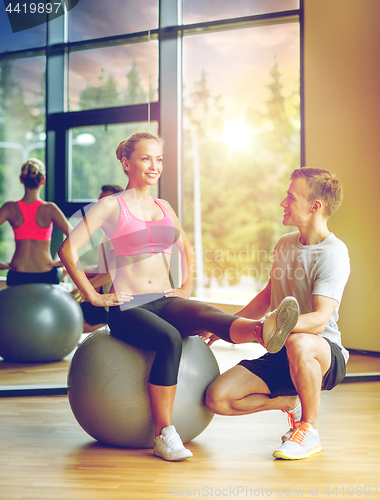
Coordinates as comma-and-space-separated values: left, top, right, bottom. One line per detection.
303, 0, 380, 351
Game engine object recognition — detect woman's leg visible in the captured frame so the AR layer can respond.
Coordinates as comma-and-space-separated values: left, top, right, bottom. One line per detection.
108, 305, 182, 435
159, 297, 299, 352
149, 383, 177, 437
159, 297, 262, 343
108, 305, 193, 460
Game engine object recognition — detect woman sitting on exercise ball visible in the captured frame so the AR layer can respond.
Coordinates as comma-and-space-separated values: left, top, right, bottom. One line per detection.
0, 158, 72, 285
58, 132, 299, 462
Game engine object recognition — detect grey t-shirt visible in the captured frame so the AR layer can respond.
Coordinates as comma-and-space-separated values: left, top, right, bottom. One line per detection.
270, 231, 350, 362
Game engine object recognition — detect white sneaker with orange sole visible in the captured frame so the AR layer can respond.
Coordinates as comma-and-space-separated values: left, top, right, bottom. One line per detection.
273, 422, 322, 460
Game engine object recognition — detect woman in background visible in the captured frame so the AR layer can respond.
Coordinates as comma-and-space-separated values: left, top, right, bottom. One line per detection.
0, 158, 72, 285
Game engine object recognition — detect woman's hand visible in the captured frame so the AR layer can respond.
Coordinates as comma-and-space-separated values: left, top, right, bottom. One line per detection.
164, 286, 192, 300
199, 332, 220, 346
0, 260, 11, 270
52, 253, 64, 268
89, 292, 134, 308
71, 287, 85, 303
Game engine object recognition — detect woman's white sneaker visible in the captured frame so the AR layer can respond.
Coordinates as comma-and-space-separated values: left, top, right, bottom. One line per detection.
261, 297, 300, 353
153, 425, 193, 461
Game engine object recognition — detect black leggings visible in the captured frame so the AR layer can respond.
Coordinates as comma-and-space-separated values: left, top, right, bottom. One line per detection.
6, 268, 62, 286
108, 294, 237, 386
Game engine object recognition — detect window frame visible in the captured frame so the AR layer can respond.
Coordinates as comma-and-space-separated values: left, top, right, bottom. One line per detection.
0, 0, 303, 395
0, 0, 304, 258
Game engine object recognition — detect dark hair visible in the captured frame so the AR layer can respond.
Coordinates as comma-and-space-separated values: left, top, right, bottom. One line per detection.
291, 168, 343, 217
20, 158, 46, 189
115, 132, 164, 163
101, 184, 124, 194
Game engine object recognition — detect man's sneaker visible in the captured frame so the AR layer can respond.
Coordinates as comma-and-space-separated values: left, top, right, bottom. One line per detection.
282, 402, 302, 442
261, 297, 300, 353
273, 422, 322, 460
153, 425, 193, 461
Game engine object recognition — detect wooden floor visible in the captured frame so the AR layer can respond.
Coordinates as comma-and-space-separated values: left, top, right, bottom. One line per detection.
0, 343, 380, 500
0, 383, 379, 500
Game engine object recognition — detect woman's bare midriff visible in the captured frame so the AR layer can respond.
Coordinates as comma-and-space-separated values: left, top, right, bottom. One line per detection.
110, 252, 173, 295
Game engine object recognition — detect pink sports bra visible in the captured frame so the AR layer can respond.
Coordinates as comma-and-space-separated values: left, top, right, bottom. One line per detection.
110, 195, 177, 257
13, 200, 53, 241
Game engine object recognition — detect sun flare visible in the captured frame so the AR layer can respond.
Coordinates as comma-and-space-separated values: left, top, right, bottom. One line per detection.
220, 121, 255, 153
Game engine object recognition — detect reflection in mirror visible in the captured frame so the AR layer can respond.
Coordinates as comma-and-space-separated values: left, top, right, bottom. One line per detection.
0, 57, 46, 276
0, 122, 158, 389
0, 278, 87, 387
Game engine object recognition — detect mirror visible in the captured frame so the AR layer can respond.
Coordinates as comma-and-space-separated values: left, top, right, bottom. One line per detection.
0, 277, 83, 394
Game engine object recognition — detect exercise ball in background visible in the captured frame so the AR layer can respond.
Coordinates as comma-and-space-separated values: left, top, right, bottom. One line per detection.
68, 330, 220, 448
0, 284, 83, 363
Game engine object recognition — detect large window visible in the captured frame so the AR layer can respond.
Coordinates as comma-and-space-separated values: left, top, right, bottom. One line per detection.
0, 0, 302, 296
183, 21, 300, 303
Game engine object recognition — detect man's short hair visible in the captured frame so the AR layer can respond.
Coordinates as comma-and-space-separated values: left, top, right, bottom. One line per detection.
101, 184, 124, 194
291, 168, 343, 217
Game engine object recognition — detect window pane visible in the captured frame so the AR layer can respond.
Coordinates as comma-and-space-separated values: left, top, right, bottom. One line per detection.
0, 7, 46, 52
0, 57, 46, 275
68, 122, 159, 202
68, 42, 158, 111
182, 23, 300, 303
183, 0, 299, 24
68, 0, 158, 42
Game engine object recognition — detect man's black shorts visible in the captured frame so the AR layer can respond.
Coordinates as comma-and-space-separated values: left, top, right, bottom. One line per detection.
238, 337, 346, 399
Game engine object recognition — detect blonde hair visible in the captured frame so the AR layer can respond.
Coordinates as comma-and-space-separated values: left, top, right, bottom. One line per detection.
20, 158, 46, 189
116, 132, 164, 172
291, 168, 343, 217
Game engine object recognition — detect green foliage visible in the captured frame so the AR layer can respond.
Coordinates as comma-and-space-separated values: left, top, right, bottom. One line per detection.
183, 59, 300, 292
77, 60, 154, 111
78, 69, 121, 110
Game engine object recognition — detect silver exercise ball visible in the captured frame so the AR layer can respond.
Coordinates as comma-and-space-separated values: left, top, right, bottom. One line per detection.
67, 329, 220, 448
0, 284, 83, 363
